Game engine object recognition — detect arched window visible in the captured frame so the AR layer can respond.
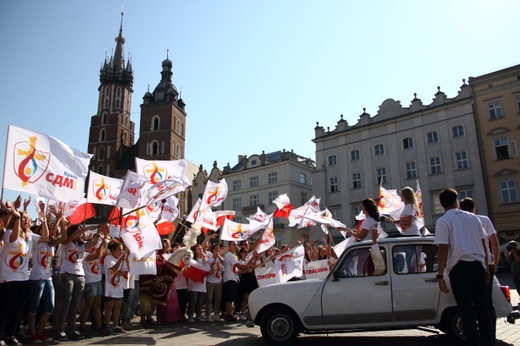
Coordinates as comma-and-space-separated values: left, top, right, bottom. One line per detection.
106, 145, 111, 159
150, 141, 159, 156
97, 165, 104, 174
106, 164, 110, 176
152, 116, 160, 131
99, 128, 106, 142
115, 87, 122, 109
98, 146, 105, 161
101, 112, 108, 125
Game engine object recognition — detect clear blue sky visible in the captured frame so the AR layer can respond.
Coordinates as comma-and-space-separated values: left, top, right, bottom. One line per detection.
1, 0, 519, 205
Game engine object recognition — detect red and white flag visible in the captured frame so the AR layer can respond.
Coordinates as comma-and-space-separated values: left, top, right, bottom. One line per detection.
186, 198, 212, 224
3, 125, 92, 202
247, 206, 268, 223
273, 245, 305, 283
68, 197, 96, 225
303, 208, 346, 230
202, 179, 228, 207
378, 186, 404, 221
86, 171, 123, 206
120, 208, 162, 260
145, 178, 190, 206
135, 157, 190, 187
220, 219, 264, 242
273, 194, 294, 219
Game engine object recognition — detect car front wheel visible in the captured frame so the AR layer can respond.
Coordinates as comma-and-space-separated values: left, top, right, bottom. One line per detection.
440, 308, 465, 342
260, 307, 300, 344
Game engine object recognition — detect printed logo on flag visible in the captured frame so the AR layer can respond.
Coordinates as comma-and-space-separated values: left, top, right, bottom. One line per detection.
147, 201, 161, 214
205, 185, 221, 205
13, 136, 51, 186
231, 224, 250, 240
144, 163, 167, 184
122, 210, 145, 233
93, 178, 111, 202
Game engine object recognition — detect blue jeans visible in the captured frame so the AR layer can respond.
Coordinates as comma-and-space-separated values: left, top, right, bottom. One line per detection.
449, 261, 492, 346
27, 279, 55, 314
55, 273, 85, 333
122, 280, 140, 322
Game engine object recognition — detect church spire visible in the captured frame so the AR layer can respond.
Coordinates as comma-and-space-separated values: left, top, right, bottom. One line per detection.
113, 10, 125, 70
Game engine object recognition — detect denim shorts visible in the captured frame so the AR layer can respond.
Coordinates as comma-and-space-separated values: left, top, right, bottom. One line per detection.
27, 279, 55, 314
83, 280, 104, 298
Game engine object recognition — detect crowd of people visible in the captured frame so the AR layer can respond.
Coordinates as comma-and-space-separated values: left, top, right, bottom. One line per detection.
0, 185, 516, 346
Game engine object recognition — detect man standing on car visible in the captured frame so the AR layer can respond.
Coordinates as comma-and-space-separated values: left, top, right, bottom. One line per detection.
459, 197, 499, 342
435, 188, 492, 346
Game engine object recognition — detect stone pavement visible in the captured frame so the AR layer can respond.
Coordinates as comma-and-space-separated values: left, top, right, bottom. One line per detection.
16, 273, 520, 346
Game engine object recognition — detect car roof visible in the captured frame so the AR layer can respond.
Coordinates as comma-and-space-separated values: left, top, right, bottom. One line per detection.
345, 235, 436, 248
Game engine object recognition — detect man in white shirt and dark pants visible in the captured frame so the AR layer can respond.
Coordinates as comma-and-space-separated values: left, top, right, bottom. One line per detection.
435, 188, 492, 346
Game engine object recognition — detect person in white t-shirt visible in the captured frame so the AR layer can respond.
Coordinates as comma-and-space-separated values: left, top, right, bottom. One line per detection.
205, 244, 223, 322
186, 244, 210, 323
0, 197, 48, 346
435, 188, 492, 346
102, 240, 128, 335
340, 198, 381, 242
395, 187, 421, 236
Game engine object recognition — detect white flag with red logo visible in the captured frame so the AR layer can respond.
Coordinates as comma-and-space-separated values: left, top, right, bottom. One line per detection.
304, 259, 330, 279
255, 266, 278, 287
186, 198, 212, 224
3, 125, 92, 202
303, 208, 346, 230
220, 218, 264, 242
256, 218, 276, 253
202, 179, 228, 207
273, 245, 305, 283
86, 171, 123, 206
135, 157, 191, 187
116, 170, 148, 209
378, 186, 404, 221
120, 208, 162, 260
145, 178, 190, 206
247, 206, 268, 223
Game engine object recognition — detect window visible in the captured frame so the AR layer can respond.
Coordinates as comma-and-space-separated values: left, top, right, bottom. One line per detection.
232, 180, 241, 191
430, 157, 442, 174
376, 167, 387, 184
452, 125, 464, 138
299, 173, 307, 184
403, 137, 414, 149
351, 149, 360, 161
455, 151, 469, 169
516, 96, 520, 113
352, 172, 362, 189
250, 194, 260, 206
268, 191, 278, 205
405, 162, 417, 179
98, 146, 105, 161
232, 198, 241, 211
97, 165, 104, 174
101, 112, 108, 125
99, 128, 106, 142
500, 180, 518, 204
330, 177, 339, 193
150, 141, 159, 156
328, 155, 337, 166
427, 131, 439, 144
488, 101, 503, 119
268, 172, 278, 184
353, 205, 362, 226
374, 144, 384, 156
335, 247, 386, 278
300, 192, 307, 206
250, 176, 259, 188
392, 245, 438, 274
152, 116, 160, 131
329, 208, 341, 221
494, 138, 510, 160
459, 190, 473, 199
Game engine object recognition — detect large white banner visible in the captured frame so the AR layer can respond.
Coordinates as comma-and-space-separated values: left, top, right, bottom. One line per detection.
120, 209, 162, 260
3, 125, 92, 202
135, 157, 190, 186
273, 245, 305, 283
255, 266, 278, 287
128, 251, 157, 275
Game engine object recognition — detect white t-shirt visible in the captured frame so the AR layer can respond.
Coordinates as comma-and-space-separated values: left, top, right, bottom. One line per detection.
477, 214, 497, 265
359, 217, 378, 241
223, 251, 238, 283
0, 230, 37, 282
83, 257, 102, 283
206, 253, 223, 284
434, 209, 487, 274
104, 254, 124, 298
400, 204, 421, 236
59, 241, 86, 276
29, 240, 54, 280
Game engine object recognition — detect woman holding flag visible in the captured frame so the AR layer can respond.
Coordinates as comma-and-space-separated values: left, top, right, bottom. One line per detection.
394, 187, 421, 236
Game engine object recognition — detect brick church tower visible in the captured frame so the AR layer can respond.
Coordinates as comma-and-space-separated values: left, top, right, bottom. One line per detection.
88, 13, 134, 180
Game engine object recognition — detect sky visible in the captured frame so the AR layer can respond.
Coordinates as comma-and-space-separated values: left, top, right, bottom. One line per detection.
0, 0, 519, 205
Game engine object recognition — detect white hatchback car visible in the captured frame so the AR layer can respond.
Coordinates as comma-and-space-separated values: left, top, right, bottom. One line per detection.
248, 236, 516, 343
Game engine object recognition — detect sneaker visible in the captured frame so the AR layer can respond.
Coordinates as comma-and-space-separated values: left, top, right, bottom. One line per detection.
29, 335, 42, 344
207, 315, 214, 322
112, 326, 126, 334
239, 314, 248, 321
4, 338, 22, 346
56, 331, 68, 341
68, 330, 85, 340
212, 314, 223, 321
188, 317, 194, 324
39, 334, 53, 342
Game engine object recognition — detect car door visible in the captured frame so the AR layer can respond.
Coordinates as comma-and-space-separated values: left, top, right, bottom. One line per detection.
390, 242, 441, 323
320, 245, 393, 328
